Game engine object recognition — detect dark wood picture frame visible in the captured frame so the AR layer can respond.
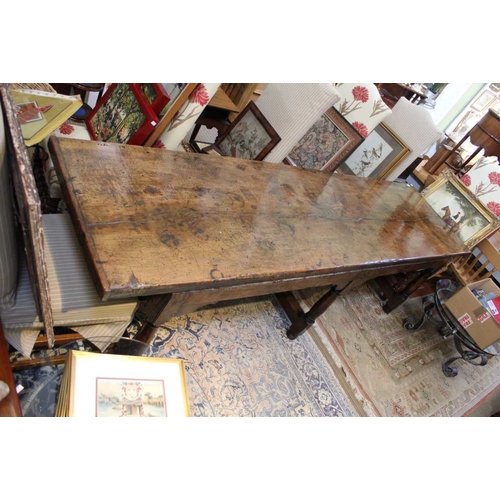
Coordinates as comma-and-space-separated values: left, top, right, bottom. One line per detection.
214, 101, 281, 161
285, 107, 363, 173
85, 83, 159, 146
134, 83, 171, 117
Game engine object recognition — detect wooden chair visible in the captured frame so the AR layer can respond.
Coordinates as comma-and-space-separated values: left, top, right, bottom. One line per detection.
450, 237, 500, 286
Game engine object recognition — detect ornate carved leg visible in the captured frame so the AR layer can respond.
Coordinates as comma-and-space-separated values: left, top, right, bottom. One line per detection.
276, 284, 348, 340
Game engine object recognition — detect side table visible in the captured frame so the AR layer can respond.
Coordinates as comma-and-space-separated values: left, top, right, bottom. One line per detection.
402, 279, 498, 377
189, 87, 240, 153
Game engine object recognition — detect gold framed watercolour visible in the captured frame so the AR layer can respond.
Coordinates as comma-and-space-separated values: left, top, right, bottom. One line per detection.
56, 350, 190, 417
421, 169, 500, 250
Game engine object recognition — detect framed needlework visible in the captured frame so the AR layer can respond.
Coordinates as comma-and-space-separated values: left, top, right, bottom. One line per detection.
134, 83, 171, 116
421, 169, 500, 250
85, 83, 159, 145
214, 101, 281, 161
285, 108, 363, 172
337, 123, 411, 179
56, 350, 190, 417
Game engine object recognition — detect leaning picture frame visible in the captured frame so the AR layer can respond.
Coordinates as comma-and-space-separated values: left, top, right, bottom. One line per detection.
337, 123, 411, 179
420, 169, 500, 250
285, 108, 363, 172
56, 350, 190, 417
214, 101, 281, 161
85, 83, 159, 146
10, 88, 83, 147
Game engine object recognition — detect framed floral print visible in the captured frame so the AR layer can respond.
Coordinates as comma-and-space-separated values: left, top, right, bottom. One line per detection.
85, 83, 159, 145
337, 123, 411, 179
421, 169, 500, 249
134, 83, 171, 116
214, 101, 281, 161
285, 108, 363, 172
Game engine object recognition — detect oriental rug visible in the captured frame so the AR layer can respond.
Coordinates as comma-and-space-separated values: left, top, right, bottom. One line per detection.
14, 296, 358, 417
297, 284, 500, 417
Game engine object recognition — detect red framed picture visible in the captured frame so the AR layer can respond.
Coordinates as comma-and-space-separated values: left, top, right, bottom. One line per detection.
85, 83, 159, 145
133, 83, 171, 116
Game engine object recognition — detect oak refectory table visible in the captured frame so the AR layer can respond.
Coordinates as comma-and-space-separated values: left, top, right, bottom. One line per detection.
48, 137, 468, 348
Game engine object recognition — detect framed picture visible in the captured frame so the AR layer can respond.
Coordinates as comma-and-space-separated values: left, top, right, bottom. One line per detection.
214, 101, 281, 161
337, 123, 411, 179
471, 90, 496, 112
489, 98, 500, 114
421, 169, 500, 249
10, 88, 83, 146
451, 109, 482, 140
56, 350, 190, 417
285, 108, 363, 172
85, 83, 159, 145
134, 83, 171, 116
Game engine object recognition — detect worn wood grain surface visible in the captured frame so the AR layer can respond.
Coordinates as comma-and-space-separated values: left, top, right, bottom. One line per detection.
49, 137, 468, 301
1, 84, 54, 346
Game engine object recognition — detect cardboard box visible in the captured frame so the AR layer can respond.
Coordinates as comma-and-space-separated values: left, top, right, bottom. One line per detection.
444, 278, 500, 350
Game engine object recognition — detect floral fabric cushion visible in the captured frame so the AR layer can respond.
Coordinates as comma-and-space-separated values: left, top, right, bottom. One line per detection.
461, 156, 500, 217
333, 83, 392, 137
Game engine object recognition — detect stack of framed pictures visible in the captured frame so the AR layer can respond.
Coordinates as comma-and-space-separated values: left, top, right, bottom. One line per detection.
336, 123, 411, 180
85, 83, 170, 146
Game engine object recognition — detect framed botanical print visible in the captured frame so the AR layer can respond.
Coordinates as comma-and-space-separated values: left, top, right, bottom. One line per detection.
214, 101, 281, 161
337, 123, 411, 179
134, 83, 171, 116
470, 90, 496, 112
285, 108, 363, 172
421, 169, 500, 249
85, 83, 159, 145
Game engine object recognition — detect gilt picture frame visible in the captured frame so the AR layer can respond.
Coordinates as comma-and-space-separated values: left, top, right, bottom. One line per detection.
85, 83, 159, 146
285, 108, 363, 172
59, 350, 190, 417
338, 123, 411, 179
420, 169, 500, 249
214, 101, 281, 161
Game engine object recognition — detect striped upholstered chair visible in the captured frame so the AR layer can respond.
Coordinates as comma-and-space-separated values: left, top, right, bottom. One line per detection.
254, 83, 342, 163
381, 97, 445, 181
0, 85, 137, 359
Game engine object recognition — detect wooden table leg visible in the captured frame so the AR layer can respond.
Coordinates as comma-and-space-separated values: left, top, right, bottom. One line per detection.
276, 284, 346, 340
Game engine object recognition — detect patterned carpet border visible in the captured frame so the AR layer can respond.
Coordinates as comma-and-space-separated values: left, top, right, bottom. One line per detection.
297, 284, 500, 417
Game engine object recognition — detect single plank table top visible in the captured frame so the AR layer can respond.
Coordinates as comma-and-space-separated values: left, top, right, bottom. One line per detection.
48, 137, 467, 301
